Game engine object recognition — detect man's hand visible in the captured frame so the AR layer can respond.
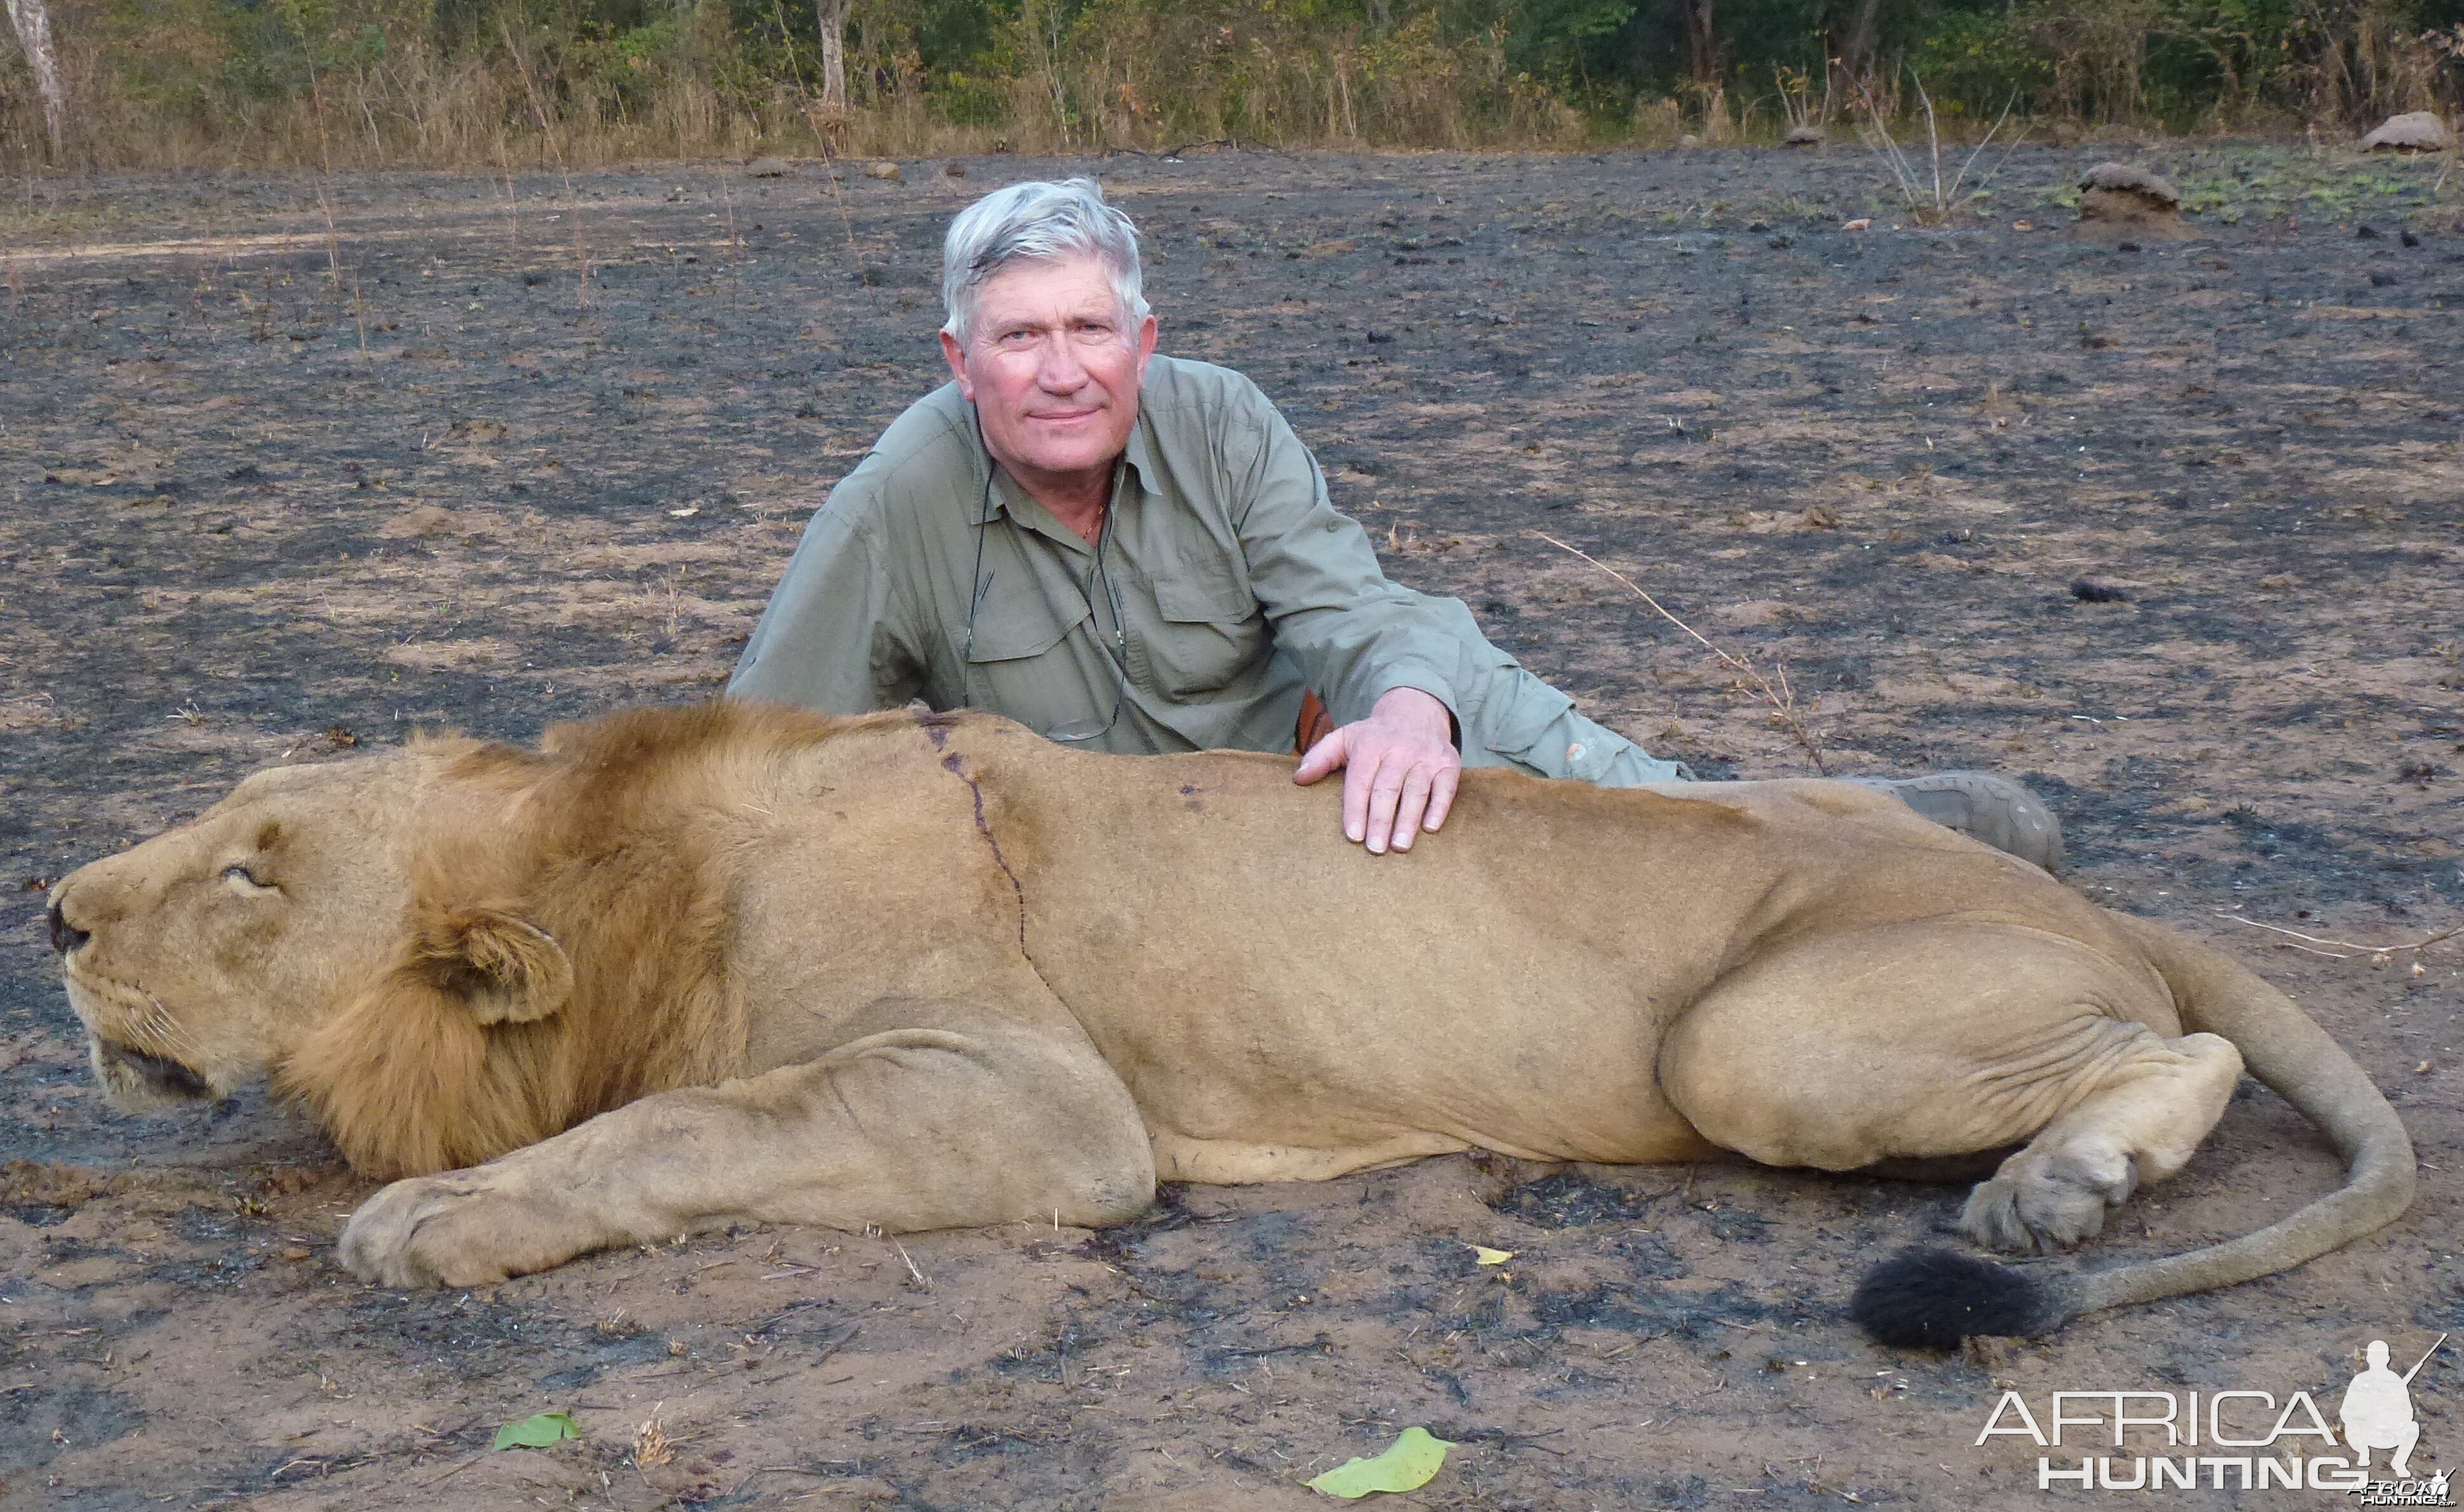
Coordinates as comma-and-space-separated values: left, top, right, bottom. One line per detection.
1292, 686, 1463, 854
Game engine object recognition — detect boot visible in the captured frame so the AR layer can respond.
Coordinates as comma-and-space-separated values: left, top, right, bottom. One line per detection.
1845, 772, 2064, 873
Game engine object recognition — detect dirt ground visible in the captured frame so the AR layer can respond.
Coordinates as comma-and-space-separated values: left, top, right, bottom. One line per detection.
3, 142, 2461, 1511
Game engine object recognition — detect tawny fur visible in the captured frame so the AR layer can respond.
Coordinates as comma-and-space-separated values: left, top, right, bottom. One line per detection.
51, 701, 2411, 1326
276, 705, 844, 1176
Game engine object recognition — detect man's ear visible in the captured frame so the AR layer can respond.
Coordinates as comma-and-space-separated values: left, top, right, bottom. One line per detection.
1132, 311, 1157, 381
940, 327, 975, 401
406, 905, 574, 1026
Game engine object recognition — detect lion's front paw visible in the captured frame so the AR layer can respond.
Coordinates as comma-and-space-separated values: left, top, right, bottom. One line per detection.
1959, 1137, 2137, 1255
337, 1170, 592, 1288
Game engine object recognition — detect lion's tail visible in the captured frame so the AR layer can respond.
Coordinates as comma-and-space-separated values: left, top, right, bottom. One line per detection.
1851, 915, 2415, 1347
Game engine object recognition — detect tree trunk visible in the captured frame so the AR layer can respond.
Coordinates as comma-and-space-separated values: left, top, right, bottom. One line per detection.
815, 0, 851, 114
1679, 0, 1719, 85
3, 0, 67, 158
1832, 0, 1883, 92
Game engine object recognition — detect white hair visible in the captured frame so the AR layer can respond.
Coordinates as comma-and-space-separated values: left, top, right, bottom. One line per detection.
940, 177, 1148, 345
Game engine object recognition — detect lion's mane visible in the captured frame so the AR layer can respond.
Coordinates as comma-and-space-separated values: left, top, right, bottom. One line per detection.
275, 704, 847, 1178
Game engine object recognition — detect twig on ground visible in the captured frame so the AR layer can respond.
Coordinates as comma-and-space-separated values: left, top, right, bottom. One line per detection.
280, 7, 368, 354
501, 21, 593, 307
2215, 914, 2461, 961
1098, 137, 1281, 160
814, 139, 863, 266
494, 146, 520, 252
1531, 531, 1829, 774
714, 168, 745, 307
749, 1298, 830, 1333
415, 1453, 483, 1488
728, 1466, 821, 1496
805, 1322, 858, 1366
768, 0, 863, 265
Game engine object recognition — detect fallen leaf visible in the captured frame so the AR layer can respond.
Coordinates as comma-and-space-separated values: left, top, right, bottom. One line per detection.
1307, 1426, 1456, 1498
493, 1411, 580, 1450
1470, 1245, 1515, 1266
1842, 218, 1872, 231
668, 505, 700, 518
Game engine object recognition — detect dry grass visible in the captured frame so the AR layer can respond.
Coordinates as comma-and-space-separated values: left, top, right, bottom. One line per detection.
632, 1407, 676, 1468
0, 2, 1599, 174
1855, 73, 2024, 226
2, 1, 2457, 181
1531, 532, 1830, 777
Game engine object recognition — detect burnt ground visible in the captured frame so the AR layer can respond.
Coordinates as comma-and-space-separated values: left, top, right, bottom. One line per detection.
1, 144, 2461, 1509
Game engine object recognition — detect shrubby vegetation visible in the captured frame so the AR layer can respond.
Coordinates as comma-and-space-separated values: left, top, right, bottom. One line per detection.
3, 0, 2461, 167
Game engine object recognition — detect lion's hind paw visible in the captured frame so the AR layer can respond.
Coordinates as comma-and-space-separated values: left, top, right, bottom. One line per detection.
1959, 1137, 2137, 1255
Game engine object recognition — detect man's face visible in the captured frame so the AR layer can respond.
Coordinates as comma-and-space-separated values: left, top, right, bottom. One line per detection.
940, 254, 1157, 488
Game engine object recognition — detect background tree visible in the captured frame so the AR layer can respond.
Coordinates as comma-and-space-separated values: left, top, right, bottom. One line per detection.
3, 0, 66, 156
817, 0, 852, 113
1679, 0, 1720, 81
1828, 0, 1883, 90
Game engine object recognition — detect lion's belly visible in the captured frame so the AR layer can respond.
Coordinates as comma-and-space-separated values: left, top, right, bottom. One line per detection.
1152, 1129, 1473, 1184
1149, 1121, 1721, 1186
1069, 964, 1716, 1179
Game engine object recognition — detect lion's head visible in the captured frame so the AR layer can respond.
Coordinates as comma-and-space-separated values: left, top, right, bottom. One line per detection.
49, 705, 813, 1177
50, 754, 434, 1115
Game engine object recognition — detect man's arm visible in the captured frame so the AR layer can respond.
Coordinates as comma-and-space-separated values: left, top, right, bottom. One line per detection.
1227, 403, 1467, 854
728, 499, 922, 712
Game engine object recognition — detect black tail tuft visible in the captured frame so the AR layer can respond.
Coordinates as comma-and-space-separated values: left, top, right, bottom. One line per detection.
1850, 1247, 2064, 1349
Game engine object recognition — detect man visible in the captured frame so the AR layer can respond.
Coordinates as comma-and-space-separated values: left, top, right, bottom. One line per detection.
732, 178, 2060, 868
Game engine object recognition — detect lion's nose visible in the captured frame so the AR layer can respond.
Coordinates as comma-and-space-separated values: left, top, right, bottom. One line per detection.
48, 898, 90, 956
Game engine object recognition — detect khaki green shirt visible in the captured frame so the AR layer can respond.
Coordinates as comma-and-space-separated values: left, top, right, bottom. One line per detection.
730, 356, 1468, 755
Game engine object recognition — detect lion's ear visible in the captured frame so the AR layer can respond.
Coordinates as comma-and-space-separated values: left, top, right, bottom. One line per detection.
408, 905, 574, 1026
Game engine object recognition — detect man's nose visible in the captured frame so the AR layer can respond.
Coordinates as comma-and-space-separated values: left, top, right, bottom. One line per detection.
49, 897, 90, 955
1036, 334, 1090, 389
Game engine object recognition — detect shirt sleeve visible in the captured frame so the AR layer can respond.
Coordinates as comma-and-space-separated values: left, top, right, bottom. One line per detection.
727, 487, 922, 714
1228, 401, 1463, 728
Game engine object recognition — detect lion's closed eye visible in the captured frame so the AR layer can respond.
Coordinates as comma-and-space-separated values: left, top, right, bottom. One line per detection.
221, 863, 277, 892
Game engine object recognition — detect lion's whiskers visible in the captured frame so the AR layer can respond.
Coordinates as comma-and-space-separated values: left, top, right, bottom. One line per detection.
136, 994, 206, 1062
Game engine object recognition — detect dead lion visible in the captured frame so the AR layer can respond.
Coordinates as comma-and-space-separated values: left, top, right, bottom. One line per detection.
47, 702, 2412, 1345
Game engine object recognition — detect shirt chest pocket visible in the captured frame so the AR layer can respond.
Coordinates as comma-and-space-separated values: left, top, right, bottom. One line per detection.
963, 590, 1076, 665
958, 581, 1093, 728
966, 598, 1074, 665
1147, 574, 1265, 698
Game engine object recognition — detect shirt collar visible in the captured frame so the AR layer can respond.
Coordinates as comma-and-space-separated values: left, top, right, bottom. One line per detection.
1121, 408, 1160, 494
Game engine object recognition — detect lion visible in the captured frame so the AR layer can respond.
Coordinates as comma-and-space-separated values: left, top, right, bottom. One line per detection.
47, 702, 2413, 1345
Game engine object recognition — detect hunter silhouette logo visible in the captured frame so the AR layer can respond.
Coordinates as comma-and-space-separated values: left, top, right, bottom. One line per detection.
1970, 1333, 2451, 1499
2343, 1338, 2436, 1478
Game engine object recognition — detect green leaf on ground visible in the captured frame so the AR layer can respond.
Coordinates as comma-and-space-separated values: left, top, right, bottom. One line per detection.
1470, 1245, 1515, 1266
1305, 1426, 1456, 1498
492, 1411, 581, 1450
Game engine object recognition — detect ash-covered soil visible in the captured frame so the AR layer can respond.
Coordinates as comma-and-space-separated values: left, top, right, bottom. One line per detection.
1, 144, 2460, 1510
